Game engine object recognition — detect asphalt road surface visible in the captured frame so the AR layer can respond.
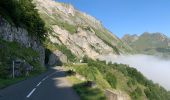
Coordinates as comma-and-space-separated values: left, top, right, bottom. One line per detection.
0, 67, 80, 100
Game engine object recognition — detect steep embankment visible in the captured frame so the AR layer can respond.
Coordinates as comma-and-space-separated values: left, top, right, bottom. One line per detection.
0, 0, 46, 86
33, 0, 133, 63
0, 17, 45, 65
67, 58, 170, 100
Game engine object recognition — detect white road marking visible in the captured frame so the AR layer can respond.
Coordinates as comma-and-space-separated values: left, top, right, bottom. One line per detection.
49, 72, 55, 76
26, 71, 57, 98
26, 88, 36, 98
36, 82, 42, 87
42, 76, 48, 81
42, 72, 57, 81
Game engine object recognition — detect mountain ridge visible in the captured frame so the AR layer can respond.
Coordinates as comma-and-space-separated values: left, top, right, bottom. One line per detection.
33, 0, 133, 61
122, 32, 170, 58
1, 0, 170, 100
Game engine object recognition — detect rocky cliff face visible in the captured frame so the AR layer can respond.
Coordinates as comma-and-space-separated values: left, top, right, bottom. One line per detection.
33, 0, 132, 60
50, 25, 113, 59
0, 16, 45, 65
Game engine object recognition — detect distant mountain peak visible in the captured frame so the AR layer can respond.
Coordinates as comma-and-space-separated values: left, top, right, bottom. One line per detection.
122, 32, 170, 57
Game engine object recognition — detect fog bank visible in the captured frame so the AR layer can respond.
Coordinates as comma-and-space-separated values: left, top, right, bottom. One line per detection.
101, 54, 170, 90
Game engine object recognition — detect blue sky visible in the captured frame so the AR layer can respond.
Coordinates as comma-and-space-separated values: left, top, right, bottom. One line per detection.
57, 0, 170, 38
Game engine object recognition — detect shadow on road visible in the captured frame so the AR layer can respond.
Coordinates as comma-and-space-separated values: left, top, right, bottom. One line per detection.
0, 66, 80, 100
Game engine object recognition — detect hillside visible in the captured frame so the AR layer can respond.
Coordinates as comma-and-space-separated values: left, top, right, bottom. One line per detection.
33, 0, 133, 61
66, 57, 170, 100
0, 0, 46, 87
1, 0, 170, 100
122, 32, 170, 58
32, 0, 170, 100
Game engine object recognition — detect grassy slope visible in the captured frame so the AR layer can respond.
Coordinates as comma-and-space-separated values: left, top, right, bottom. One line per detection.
93, 29, 133, 54
38, 7, 132, 55
0, 0, 47, 88
44, 39, 77, 62
66, 58, 170, 100
68, 76, 107, 100
40, 12, 77, 34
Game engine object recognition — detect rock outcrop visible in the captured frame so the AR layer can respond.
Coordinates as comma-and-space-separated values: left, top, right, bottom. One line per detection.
105, 89, 131, 100
51, 25, 113, 59
0, 16, 45, 65
33, 0, 132, 60
48, 50, 67, 66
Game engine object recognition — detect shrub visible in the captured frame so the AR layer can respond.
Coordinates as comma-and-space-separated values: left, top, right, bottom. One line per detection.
105, 72, 117, 88
0, 0, 47, 41
0, 39, 42, 78
131, 87, 143, 99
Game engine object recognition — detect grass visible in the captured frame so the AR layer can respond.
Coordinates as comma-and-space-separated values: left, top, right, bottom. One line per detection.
68, 64, 111, 89
89, 44, 100, 54
93, 29, 133, 54
0, 39, 39, 63
0, 0, 47, 40
73, 83, 106, 100
0, 39, 46, 88
66, 63, 110, 100
44, 39, 77, 62
57, 22, 77, 34
65, 58, 170, 100
0, 78, 25, 89
93, 29, 121, 54
40, 13, 77, 34
0, 70, 45, 89
67, 76, 106, 100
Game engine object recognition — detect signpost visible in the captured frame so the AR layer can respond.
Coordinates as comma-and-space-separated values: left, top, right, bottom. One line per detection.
12, 61, 15, 78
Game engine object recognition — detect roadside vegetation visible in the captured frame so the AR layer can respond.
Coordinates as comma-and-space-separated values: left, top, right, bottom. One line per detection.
0, 39, 46, 88
0, 0, 47, 88
66, 56, 170, 100
0, 0, 47, 41
44, 39, 77, 62
68, 76, 106, 100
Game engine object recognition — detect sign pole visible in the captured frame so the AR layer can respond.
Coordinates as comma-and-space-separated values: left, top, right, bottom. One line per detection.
13, 61, 15, 78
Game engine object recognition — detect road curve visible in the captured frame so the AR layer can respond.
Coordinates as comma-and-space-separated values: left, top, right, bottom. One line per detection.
0, 67, 80, 100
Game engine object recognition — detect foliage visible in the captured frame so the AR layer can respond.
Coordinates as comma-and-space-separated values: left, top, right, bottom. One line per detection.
144, 84, 170, 100
0, 77, 25, 89
56, 44, 76, 62
89, 45, 100, 53
82, 55, 89, 63
75, 58, 170, 100
105, 72, 117, 89
40, 12, 77, 34
0, 71, 43, 89
93, 29, 122, 54
72, 64, 111, 89
56, 21, 77, 34
73, 83, 106, 100
74, 64, 97, 81
0, 0, 47, 41
0, 39, 44, 78
44, 39, 77, 62
111, 63, 170, 100
68, 76, 106, 100
131, 87, 143, 99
